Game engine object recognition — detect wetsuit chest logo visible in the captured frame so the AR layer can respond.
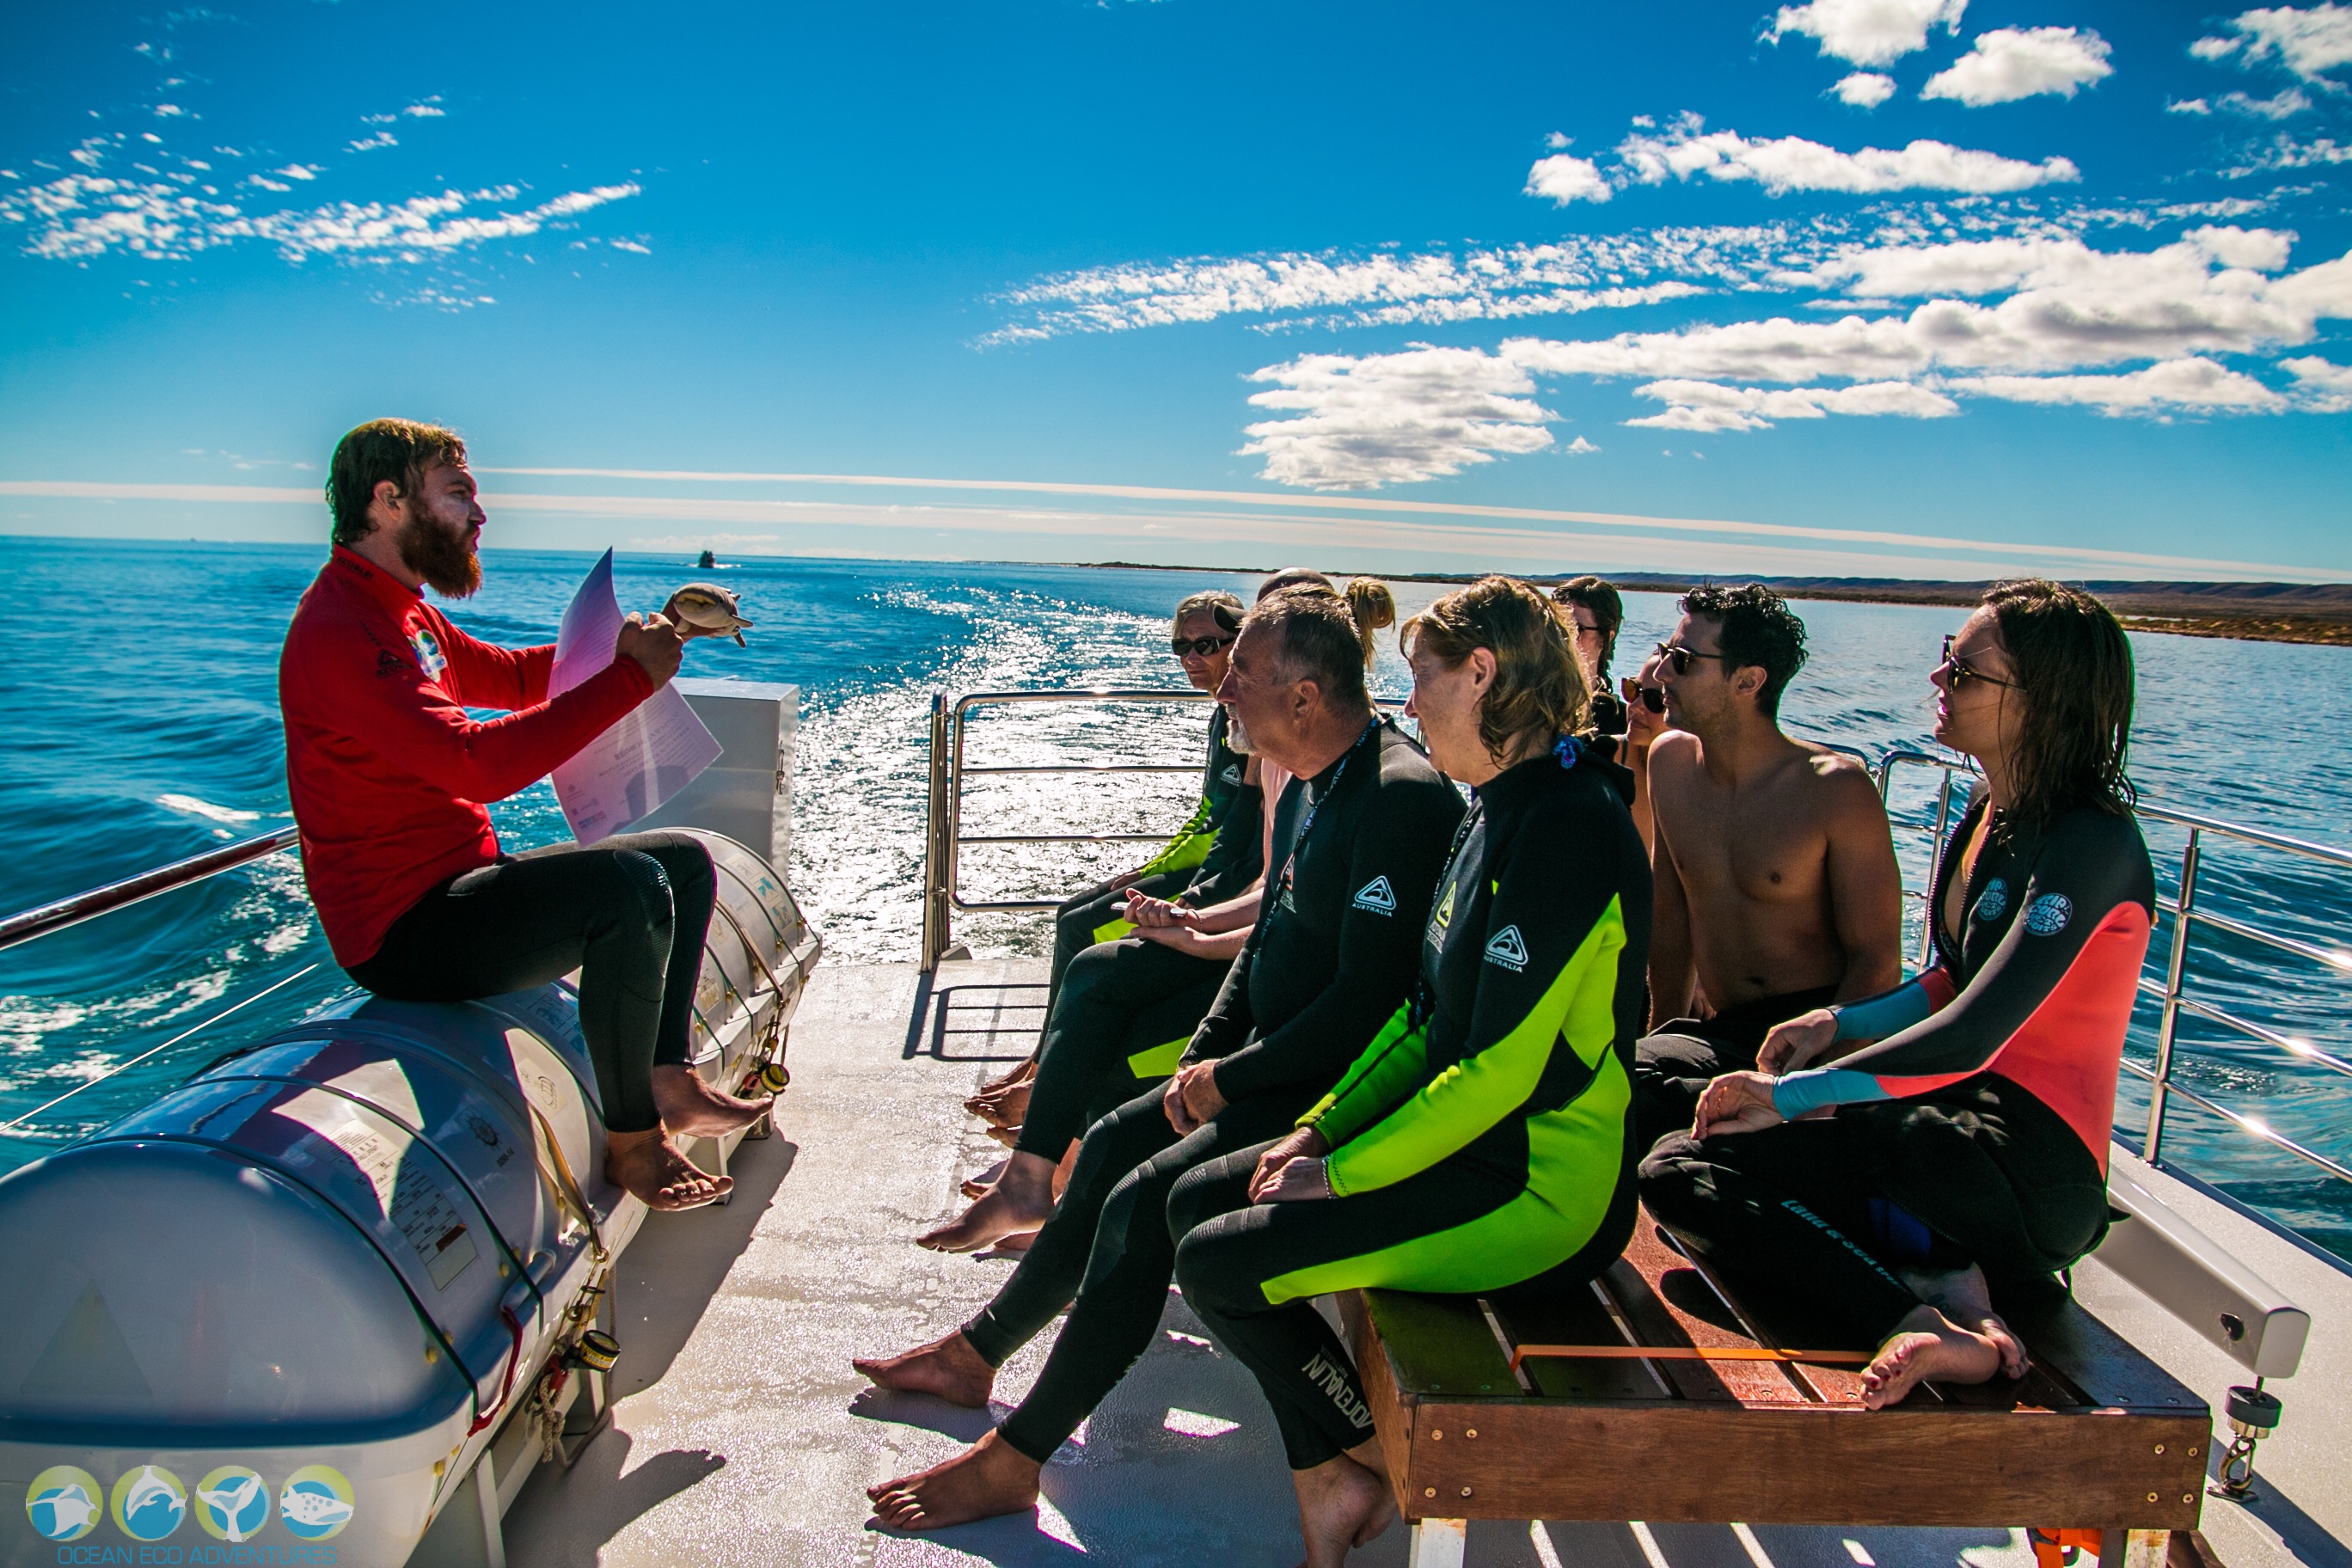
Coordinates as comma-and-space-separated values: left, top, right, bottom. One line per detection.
1483, 925, 1528, 972
407, 627, 447, 681
1352, 877, 1396, 915
2024, 893, 2073, 935
1221, 764, 1242, 787
1973, 877, 2010, 922
1426, 880, 1455, 947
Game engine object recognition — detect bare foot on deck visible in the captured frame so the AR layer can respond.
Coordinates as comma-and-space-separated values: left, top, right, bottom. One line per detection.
918, 1153, 1057, 1253
1861, 1303, 2005, 1408
1903, 1264, 2029, 1380
650, 1063, 771, 1139
866, 1429, 1040, 1532
603, 1128, 732, 1210
961, 1156, 1010, 1201
967, 1077, 1033, 1130
852, 1329, 996, 1408
975, 1057, 1035, 1098
1292, 1454, 1395, 1567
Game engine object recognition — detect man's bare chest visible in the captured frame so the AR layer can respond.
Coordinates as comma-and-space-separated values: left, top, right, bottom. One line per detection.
1669, 786, 1829, 904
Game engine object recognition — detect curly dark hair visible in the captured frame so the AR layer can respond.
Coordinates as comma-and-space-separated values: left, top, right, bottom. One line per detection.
326, 418, 467, 547
1406, 576, 1589, 764
1983, 579, 2136, 830
1680, 581, 1808, 719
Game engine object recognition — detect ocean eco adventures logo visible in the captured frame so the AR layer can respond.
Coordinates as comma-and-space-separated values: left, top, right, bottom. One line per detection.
109, 1464, 187, 1540
279, 1466, 355, 1540
196, 1465, 271, 1542
24, 1466, 102, 1541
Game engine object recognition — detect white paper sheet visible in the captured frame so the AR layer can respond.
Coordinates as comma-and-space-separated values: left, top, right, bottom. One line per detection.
548, 549, 722, 844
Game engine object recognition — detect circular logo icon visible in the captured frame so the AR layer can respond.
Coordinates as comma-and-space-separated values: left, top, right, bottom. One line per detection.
1972, 877, 2010, 923
24, 1466, 102, 1542
279, 1465, 356, 1540
2024, 893, 2074, 936
195, 1466, 272, 1542
110, 1464, 187, 1541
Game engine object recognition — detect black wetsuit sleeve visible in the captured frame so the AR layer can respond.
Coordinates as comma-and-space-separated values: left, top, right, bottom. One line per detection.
1209, 776, 1462, 1102
1775, 810, 2154, 1117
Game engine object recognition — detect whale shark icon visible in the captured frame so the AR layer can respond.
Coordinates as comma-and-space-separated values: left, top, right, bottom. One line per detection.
28, 1485, 98, 1540
281, 1485, 355, 1529
198, 1473, 266, 1541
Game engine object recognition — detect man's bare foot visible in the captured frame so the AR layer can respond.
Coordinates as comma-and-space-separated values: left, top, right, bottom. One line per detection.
918, 1153, 1057, 1253
1904, 1264, 2029, 1381
984, 1123, 1021, 1148
961, 1156, 1010, 1202
604, 1128, 731, 1210
1292, 1454, 1394, 1567
866, 1430, 1040, 1531
973, 1058, 1035, 1099
851, 1329, 996, 1408
967, 1079, 1033, 1130
1861, 1303, 2004, 1409
650, 1063, 771, 1139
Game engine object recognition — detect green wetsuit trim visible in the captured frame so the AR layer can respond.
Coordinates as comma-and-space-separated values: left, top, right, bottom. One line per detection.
1124, 1035, 1191, 1078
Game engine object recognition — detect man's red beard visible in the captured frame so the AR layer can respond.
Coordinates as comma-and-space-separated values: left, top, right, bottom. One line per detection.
401, 511, 482, 597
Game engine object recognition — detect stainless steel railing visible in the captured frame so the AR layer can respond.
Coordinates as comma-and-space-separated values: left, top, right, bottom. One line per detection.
922, 687, 2352, 1214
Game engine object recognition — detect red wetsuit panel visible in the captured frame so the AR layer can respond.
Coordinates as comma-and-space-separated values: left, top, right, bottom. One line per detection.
279, 547, 653, 965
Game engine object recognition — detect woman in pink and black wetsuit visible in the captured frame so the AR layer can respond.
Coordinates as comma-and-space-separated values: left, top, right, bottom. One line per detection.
1639, 579, 2153, 1408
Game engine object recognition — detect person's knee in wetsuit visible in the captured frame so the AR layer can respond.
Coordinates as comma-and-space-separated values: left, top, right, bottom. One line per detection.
347, 830, 718, 1135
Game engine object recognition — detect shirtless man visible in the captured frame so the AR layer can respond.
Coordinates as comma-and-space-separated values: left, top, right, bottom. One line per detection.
1631, 583, 1903, 1152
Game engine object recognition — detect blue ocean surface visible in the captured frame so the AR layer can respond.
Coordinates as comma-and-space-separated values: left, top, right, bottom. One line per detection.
1, 535, 2348, 1265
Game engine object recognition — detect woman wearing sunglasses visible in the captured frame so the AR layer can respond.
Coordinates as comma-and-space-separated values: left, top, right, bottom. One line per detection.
1641, 579, 2154, 1409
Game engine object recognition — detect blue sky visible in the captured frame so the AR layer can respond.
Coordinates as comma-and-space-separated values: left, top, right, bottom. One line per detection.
2, 0, 2348, 581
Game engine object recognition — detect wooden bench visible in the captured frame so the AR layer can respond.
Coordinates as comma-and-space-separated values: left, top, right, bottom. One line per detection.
1344, 1209, 2211, 1568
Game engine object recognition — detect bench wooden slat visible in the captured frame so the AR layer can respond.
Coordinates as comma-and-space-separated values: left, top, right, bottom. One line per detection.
1482, 1287, 1681, 1402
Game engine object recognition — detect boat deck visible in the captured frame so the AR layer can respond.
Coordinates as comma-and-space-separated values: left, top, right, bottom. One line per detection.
503, 960, 2352, 1568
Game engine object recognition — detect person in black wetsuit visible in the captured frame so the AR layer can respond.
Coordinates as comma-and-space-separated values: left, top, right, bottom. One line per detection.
1168, 577, 1651, 1566
858, 585, 1464, 1533
1641, 579, 2153, 1409
1552, 574, 1628, 744
962, 591, 1257, 1130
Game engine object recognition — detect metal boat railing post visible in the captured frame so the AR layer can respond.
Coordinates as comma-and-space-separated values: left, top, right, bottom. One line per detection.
1920, 767, 1957, 970
2145, 827, 2202, 1166
946, 695, 973, 934
920, 692, 949, 973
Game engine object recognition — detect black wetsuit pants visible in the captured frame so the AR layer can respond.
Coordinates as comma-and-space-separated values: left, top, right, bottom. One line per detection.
1048, 869, 1193, 1003
1638, 1073, 2110, 1347
1630, 984, 1838, 1155
1170, 1142, 1638, 1470
961, 1081, 1316, 1464
346, 831, 715, 1136
1013, 938, 1232, 1162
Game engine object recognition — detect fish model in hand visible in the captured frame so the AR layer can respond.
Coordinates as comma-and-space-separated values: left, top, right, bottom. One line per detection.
663, 583, 754, 646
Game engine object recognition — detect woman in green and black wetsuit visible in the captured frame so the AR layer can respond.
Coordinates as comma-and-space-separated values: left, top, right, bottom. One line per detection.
1168, 576, 1651, 1566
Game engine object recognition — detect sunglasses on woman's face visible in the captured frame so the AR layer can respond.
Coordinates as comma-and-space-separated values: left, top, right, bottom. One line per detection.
1173, 634, 1238, 658
1939, 634, 2020, 690
1651, 640, 1727, 677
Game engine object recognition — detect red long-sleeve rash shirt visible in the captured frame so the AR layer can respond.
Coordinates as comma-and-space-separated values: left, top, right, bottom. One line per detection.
280, 547, 655, 966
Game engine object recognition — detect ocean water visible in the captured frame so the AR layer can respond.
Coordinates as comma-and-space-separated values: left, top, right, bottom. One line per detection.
2, 536, 2348, 1265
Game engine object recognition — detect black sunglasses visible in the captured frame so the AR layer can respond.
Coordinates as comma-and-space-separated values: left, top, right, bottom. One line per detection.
1651, 640, 1727, 677
1172, 634, 1237, 658
1939, 634, 2020, 690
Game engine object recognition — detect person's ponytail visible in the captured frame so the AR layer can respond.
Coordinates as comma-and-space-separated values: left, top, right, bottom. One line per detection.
1343, 578, 1396, 671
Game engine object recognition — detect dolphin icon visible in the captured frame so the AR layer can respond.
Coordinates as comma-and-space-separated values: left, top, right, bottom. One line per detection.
197, 1473, 265, 1541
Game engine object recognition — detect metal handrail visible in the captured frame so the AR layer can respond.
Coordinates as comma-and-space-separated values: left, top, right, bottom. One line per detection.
0, 826, 299, 953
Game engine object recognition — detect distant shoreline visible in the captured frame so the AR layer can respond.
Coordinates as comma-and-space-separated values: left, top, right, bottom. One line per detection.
1072, 560, 2352, 648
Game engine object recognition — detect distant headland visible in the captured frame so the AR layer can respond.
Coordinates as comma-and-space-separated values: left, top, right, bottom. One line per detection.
1075, 562, 2352, 648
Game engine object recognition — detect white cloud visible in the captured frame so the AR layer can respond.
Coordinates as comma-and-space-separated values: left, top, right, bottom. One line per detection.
1236, 346, 1556, 489
348, 132, 397, 153
155, 104, 185, 118
1767, 0, 1967, 67
1565, 436, 1601, 453
0, 142, 640, 265
1834, 72, 1899, 107
1615, 114, 2079, 195
1525, 152, 1612, 205
2222, 88, 2315, 116
2193, 4, 2352, 81
402, 103, 446, 118
1626, 377, 1960, 430
1955, 357, 2288, 413
274, 163, 320, 181
2281, 354, 2352, 407
2170, 97, 2214, 113
1921, 27, 2114, 106
2223, 133, 2352, 174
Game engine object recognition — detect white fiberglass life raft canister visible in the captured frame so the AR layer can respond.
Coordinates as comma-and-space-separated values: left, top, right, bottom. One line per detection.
0, 828, 818, 1568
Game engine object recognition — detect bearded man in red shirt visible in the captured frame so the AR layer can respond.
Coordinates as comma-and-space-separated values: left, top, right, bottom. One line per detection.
280, 418, 768, 1210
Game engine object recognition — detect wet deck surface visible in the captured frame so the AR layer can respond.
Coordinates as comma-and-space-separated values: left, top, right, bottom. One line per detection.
504, 960, 2349, 1568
